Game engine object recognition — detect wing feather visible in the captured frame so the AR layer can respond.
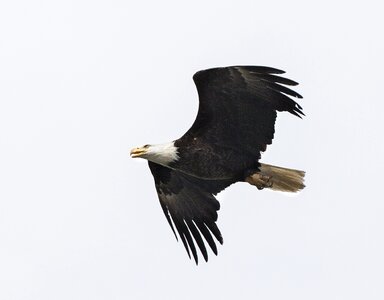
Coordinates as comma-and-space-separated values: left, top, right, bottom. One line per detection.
195, 220, 218, 255
185, 219, 208, 262
148, 161, 227, 264
178, 66, 304, 177
252, 73, 299, 86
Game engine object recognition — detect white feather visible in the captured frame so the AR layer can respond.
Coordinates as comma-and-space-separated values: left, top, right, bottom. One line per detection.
145, 142, 179, 166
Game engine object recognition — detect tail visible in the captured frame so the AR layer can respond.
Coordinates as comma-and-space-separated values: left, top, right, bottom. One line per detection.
246, 163, 305, 193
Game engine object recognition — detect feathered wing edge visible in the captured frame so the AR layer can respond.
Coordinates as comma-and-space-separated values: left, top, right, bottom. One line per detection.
193, 65, 304, 118
233, 66, 304, 118
148, 162, 234, 264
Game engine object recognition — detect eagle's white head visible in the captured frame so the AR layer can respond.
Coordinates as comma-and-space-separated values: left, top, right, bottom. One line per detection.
130, 142, 179, 166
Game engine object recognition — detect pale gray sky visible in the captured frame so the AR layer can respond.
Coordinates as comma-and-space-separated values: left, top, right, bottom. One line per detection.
1, 0, 383, 299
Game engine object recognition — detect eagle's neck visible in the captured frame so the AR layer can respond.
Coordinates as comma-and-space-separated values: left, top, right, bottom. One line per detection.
146, 142, 179, 166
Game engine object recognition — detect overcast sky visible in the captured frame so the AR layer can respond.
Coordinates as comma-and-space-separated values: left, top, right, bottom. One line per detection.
1, 0, 383, 299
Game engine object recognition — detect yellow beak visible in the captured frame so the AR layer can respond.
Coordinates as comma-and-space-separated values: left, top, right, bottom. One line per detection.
130, 147, 148, 158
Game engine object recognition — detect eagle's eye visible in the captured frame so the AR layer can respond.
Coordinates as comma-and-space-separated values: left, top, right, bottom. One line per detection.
143, 144, 150, 148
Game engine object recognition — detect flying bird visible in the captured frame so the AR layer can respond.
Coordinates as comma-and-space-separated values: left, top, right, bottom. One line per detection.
131, 66, 305, 264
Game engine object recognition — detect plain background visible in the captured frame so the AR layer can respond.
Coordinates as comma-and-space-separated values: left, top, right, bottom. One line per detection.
1, 0, 383, 299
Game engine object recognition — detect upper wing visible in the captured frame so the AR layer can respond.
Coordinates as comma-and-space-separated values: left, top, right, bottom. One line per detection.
185, 65, 303, 157
148, 161, 234, 264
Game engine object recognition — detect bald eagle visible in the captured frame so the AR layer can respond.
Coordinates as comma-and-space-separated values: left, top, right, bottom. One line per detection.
131, 66, 305, 264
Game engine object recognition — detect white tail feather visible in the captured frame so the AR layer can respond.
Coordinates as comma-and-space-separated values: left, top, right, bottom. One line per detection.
260, 163, 305, 192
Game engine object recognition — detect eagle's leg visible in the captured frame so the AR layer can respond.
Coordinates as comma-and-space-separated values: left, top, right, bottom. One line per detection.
245, 173, 273, 190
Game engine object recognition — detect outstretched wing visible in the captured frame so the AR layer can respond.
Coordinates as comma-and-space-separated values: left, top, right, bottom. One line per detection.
148, 161, 234, 264
184, 65, 303, 163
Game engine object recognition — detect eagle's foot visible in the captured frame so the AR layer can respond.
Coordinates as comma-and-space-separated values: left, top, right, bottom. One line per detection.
246, 173, 273, 190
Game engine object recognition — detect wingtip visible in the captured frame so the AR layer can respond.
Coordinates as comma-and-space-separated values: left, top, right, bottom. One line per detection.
293, 111, 305, 118
295, 93, 303, 99
238, 66, 286, 74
